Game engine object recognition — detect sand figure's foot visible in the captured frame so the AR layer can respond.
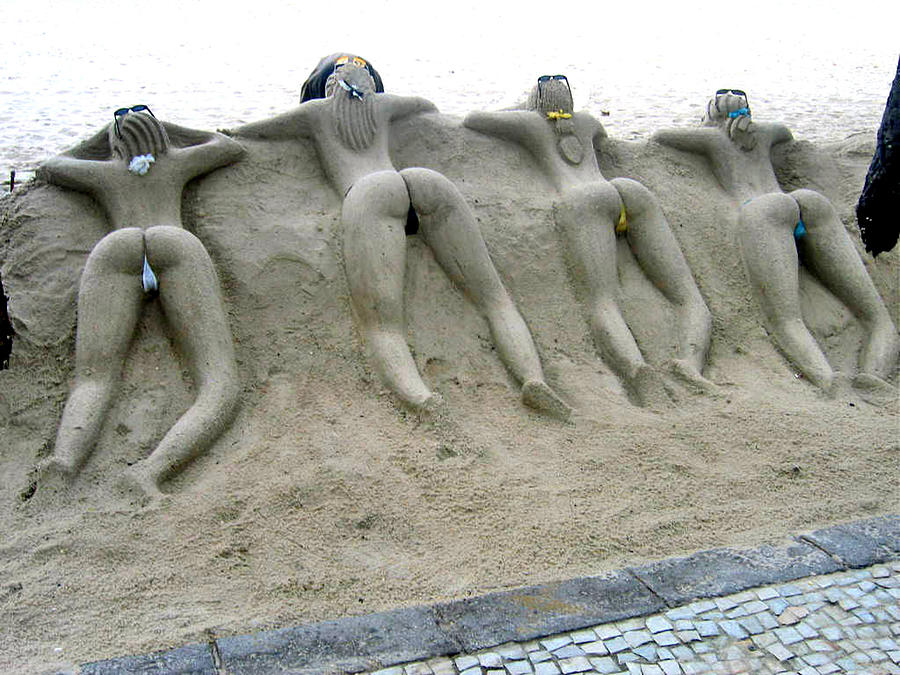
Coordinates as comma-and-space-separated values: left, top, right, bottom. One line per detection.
522, 380, 572, 421
852, 372, 899, 407
35, 457, 77, 493
117, 464, 166, 506
667, 359, 719, 396
825, 372, 853, 400
627, 363, 673, 409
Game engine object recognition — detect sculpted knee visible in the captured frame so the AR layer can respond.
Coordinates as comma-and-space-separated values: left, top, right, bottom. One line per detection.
400, 167, 460, 217
145, 226, 208, 269
84, 228, 143, 275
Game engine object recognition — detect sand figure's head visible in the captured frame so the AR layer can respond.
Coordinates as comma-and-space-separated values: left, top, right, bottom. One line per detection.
109, 106, 170, 165
322, 58, 380, 152
702, 89, 757, 150
527, 75, 575, 116
300, 52, 384, 102
525, 75, 583, 165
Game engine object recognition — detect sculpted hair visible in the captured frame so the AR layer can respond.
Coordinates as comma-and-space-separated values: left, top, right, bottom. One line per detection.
109, 112, 170, 160
330, 65, 378, 151
300, 52, 385, 102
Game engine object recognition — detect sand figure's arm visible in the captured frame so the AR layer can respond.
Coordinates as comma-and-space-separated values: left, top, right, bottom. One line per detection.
765, 122, 794, 147
591, 117, 609, 149
652, 127, 719, 156
463, 110, 538, 146
230, 105, 316, 141
36, 127, 114, 194
386, 94, 439, 122
164, 123, 245, 182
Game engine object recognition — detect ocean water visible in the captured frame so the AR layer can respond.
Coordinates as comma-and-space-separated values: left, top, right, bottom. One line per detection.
2, 0, 897, 180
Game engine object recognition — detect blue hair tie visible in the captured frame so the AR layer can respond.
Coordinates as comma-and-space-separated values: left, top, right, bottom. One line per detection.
728, 107, 750, 119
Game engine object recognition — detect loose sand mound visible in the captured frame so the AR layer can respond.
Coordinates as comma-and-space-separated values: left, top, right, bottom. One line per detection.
0, 113, 897, 672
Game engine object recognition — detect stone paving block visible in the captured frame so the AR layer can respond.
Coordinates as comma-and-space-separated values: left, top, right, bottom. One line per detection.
372, 667, 404, 675
605, 636, 630, 654
81, 643, 218, 674
630, 541, 840, 608
456, 655, 480, 670
737, 615, 765, 635
533, 663, 560, 675
633, 644, 657, 661
766, 641, 795, 661
654, 631, 681, 646
624, 630, 653, 648
459, 668, 481, 675
529, 650, 552, 663
434, 571, 664, 652
718, 620, 749, 639
478, 652, 503, 667
506, 661, 533, 675
582, 640, 608, 655
646, 616, 674, 634
569, 629, 597, 644
497, 643, 528, 660
588, 655, 621, 674
218, 605, 456, 674
553, 644, 585, 659
558, 655, 592, 673
801, 515, 900, 568
405, 663, 433, 675
658, 660, 682, 675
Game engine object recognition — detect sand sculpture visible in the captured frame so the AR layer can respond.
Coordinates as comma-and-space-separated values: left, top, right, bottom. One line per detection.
464, 76, 713, 406
231, 54, 570, 418
653, 90, 898, 393
36, 107, 244, 497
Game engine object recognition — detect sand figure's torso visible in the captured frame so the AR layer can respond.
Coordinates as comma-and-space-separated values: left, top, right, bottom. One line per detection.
705, 125, 785, 203
302, 95, 402, 196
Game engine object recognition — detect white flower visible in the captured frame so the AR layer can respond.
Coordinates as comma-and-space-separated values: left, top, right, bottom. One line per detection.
128, 153, 155, 175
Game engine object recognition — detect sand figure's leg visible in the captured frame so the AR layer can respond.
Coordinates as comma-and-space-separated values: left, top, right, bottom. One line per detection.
122, 226, 241, 496
341, 170, 435, 409
738, 194, 834, 389
611, 178, 713, 385
791, 189, 899, 384
400, 167, 570, 419
554, 183, 667, 406
43, 228, 144, 480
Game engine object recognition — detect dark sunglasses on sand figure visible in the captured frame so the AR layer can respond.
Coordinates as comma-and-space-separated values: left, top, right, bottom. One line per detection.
113, 104, 155, 138
715, 89, 749, 109
537, 75, 572, 103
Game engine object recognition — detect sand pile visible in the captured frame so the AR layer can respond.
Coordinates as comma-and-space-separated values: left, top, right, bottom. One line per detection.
0, 112, 896, 671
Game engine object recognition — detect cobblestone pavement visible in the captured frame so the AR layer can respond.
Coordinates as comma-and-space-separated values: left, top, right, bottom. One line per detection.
368, 562, 900, 675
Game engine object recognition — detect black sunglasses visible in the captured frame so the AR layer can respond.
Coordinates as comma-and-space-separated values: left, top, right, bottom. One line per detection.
714, 89, 749, 110
537, 75, 572, 102
113, 105, 155, 137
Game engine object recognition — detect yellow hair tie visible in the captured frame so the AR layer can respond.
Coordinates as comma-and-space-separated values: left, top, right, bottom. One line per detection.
546, 110, 572, 120
616, 204, 628, 233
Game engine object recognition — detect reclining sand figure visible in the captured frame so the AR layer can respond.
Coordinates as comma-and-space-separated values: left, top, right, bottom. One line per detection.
463, 76, 713, 406
231, 53, 570, 418
37, 107, 244, 497
653, 89, 898, 392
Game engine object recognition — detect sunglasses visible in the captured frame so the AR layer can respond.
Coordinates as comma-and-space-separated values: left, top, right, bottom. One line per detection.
113, 105, 155, 137
714, 89, 749, 111
537, 74, 572, 102
335, 55, 368, 69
